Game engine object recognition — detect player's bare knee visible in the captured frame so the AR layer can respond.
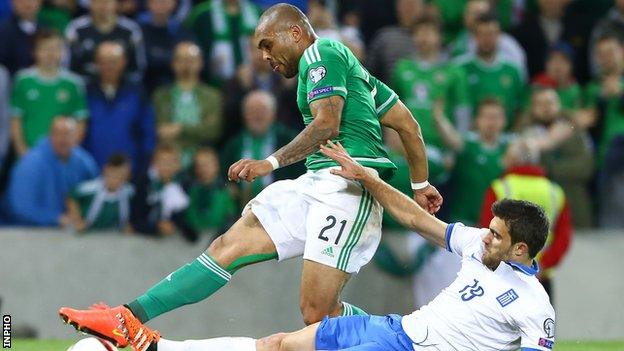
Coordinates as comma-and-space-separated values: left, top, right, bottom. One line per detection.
277, 334, 301, 351
256, 333, 288, 351
300, 302, 329, 325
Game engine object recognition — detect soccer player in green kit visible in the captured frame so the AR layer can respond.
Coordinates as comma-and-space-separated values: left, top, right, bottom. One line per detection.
59, 4, 443, 348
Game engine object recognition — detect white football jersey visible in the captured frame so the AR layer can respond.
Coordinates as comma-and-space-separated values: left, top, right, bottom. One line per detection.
401, 223, 556, 351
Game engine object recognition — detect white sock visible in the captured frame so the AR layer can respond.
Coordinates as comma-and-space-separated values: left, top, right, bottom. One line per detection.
158, 337, 256, 351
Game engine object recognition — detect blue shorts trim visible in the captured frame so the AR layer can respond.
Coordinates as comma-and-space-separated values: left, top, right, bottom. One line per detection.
315, 314, 414, 351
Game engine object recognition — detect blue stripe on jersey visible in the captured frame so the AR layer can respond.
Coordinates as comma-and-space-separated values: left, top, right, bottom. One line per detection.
445, 223, 457, 252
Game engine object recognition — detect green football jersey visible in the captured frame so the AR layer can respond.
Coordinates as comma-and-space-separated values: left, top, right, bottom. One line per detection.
296, 38, 396, 178
449, 132, 510, 224
11, 68, 88, 147
391, 58, 469, 148
584, 79, 624, 165
71, 178, 134, 231
456, 56, 526, 129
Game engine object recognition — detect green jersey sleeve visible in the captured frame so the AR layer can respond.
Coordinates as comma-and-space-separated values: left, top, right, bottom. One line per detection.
301, 41, 349, 104
370, 74, 399, 118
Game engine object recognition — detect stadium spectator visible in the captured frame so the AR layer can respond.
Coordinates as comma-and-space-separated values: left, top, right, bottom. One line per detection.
0, 65, 9, 174
153, 42, 223, 166
584, 35, 624, 166
590, 0, 624, 74
63, 153, 134, 232
186, 0, 261, 83
131, 143, 198, 242
185, 147, 237, 234
480, 140, 573, 298
525, 88, 594, 228
449, 0, 527, 76
10, 29, 88, 157
224, 41, 300, 138
365, 0, 423, 83
139, 0, 194, 94
511, 0, 590, 82
4, 117, 98, 226
221, 90, 303, 208
307, 0, 364, 61
532, 42, 582, 113
599, 135, 624, 228
390, 18, 467, 186
65, 0, 146, 82
456, 13, 525, 130
83, 41, 156, 174
434, 98, 511, 226
39, 0, 76, 32
0, 0, 47, 75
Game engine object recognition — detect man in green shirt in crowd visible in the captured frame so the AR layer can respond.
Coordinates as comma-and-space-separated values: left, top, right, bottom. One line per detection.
65, 153, 134, 232
10, 28, 88, 156
584, 35, 624, 165
455, 12, 525, 130
186, 0, 261, 83
434, 98, 511, 225
185, 147, 237, 234
391, 17, 468, 184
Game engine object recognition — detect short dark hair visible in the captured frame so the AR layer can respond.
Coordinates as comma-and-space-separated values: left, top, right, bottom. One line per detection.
34, 28, 63, 47
106, 153, 130, 167
153, 142, 180, 157
477, 97, 504, 111
412, 16, 441, 34
596, 34, 623, 47
492, 199, 549, 258
475, 11, 500, 27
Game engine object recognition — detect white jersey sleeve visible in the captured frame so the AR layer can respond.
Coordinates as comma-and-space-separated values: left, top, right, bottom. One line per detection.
445, 223, 487, 258
517, 307, 556, 351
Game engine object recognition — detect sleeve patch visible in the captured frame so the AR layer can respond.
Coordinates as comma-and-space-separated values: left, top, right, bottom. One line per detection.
308, 86, 334, 100
538, 338, 554, 349
309, 66, 327, 84
543, 318, 555, 338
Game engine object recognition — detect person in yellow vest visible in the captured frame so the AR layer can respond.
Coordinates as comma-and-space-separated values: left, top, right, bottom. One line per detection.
479, 141, 573, 300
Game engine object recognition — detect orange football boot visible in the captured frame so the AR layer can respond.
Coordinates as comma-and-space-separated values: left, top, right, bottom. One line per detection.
59, 305, 133, 347
59, 304, 160, 351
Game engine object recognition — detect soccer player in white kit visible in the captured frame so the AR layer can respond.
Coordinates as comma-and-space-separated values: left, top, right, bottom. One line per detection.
122, 141, 556, 351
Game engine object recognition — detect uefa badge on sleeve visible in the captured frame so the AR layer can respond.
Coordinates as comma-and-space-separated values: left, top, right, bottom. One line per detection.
309, 66, 327, 84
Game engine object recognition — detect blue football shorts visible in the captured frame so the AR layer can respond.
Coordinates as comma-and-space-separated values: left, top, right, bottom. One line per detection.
315, 314, 414, 351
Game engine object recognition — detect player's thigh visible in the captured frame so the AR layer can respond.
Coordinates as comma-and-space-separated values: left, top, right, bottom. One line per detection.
207, 211, 277, 267
303, 176, 383, 274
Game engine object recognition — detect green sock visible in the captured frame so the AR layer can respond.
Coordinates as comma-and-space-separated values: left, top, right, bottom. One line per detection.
341, 302, 368, 316
128, 253, 231, 322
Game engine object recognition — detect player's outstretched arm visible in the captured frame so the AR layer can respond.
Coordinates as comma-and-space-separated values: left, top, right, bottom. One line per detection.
320, 141, 448, 248
228, 95, 343, 183
273, 95, 343, 166
380, 100, 443, 214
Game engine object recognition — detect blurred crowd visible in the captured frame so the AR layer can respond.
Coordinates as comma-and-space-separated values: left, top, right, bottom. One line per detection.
0, 0, 623, 246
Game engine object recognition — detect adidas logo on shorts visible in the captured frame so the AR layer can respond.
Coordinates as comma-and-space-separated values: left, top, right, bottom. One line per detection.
321, 247, 334, 258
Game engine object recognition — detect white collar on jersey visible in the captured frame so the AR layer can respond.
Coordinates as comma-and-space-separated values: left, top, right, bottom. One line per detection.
504, 260, 540, 276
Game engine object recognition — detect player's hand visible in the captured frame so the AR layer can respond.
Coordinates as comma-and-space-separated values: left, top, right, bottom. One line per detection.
320, 140, 376, 181
414, 184, 444, 214
413, 184, 443, 214
228, 158, 274, 183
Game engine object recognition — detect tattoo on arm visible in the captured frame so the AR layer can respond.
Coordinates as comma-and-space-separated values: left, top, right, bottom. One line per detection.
273, 96, 343, 167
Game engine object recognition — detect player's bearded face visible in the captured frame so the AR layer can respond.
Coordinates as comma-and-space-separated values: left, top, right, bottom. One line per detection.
257, 31, 300, 79
481, 217, 514, 270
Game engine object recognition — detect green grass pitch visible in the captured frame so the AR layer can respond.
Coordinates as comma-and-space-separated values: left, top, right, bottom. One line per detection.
11, 339, 624, 351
